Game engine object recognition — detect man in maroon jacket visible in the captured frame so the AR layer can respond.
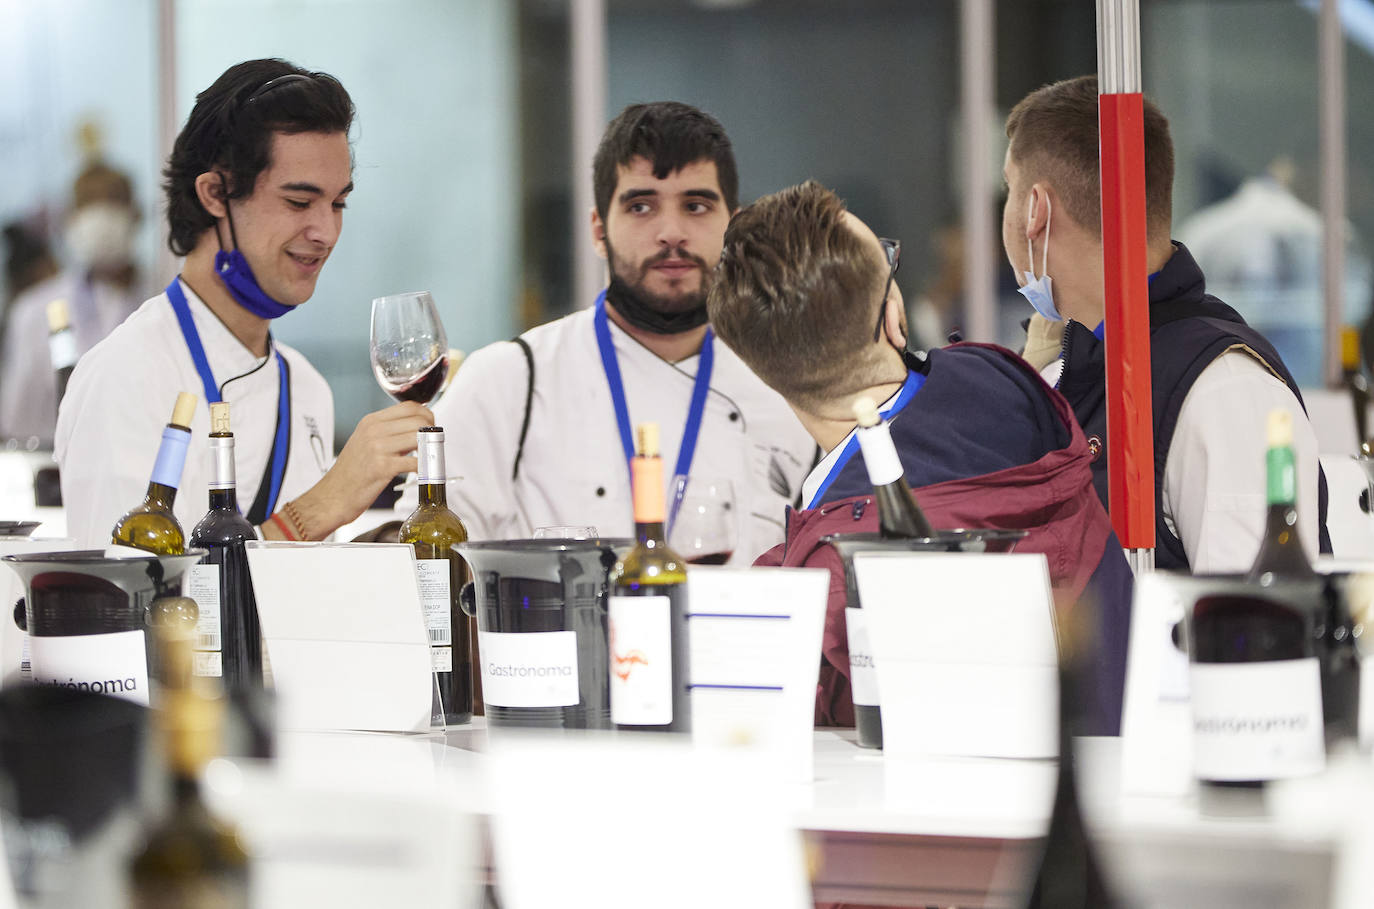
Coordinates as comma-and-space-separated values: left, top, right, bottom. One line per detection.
707, 180, 1133, 735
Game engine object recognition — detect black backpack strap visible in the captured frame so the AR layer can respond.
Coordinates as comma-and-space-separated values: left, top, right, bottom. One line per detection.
511, 336, 535, 481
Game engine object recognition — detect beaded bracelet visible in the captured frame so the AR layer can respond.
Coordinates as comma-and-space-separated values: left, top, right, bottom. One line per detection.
282, 499, 310, 542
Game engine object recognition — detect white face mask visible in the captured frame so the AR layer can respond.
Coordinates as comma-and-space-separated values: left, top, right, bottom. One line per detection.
65, 203, 136, 271
1015, 194, 1061, 322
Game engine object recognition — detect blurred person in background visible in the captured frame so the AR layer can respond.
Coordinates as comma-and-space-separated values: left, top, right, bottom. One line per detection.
2, 219, 58, 308
1178, 156, 1372, 388
1007, 76, 1329, 573
56, 58, 432, 548
429, 101, 815, 561
0, 161, 145, 444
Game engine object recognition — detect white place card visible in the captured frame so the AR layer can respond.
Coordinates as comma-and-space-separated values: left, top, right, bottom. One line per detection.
1119, 570, 1195, 796
245, 542, 432, 733
486, 732, 811, 909
854, 551, 1058, 759
686, 566, 828, 781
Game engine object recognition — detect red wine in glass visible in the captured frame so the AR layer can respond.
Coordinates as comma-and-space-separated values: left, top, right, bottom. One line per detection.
687, 551, 733, 566
377, 354, 450, 404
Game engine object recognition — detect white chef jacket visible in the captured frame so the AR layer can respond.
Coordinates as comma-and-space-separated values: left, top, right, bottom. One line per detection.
54, 279, 335, 549
426, 306, 817, 563
0, 271, 141, 444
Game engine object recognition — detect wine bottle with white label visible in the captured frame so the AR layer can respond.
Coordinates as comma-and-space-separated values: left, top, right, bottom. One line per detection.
1190, 410, 1325, 786
846, 396, 934, 749
112, 392, 197, 555
188, 402, 261, 689
399, 426, 475, 725
609, 423, 691, 733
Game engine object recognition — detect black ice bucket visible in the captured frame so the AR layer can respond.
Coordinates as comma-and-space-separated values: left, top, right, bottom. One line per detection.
458, 538, 632, 730
3, 549, 205, 705
821, 528, 1027, 749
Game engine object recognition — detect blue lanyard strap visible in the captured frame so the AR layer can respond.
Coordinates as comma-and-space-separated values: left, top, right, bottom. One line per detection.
166, 277, 292, 518
593, 290, 715, 480
805, 369, 926, 510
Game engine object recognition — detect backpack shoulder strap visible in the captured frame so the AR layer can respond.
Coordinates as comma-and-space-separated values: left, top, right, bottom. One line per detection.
511, 336, 535, 481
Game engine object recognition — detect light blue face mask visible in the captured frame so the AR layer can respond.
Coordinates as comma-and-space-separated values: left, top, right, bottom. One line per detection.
1016, 195, 1061, 322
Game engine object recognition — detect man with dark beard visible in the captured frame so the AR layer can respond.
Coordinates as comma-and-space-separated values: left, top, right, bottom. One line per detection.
428, 102, 814, 560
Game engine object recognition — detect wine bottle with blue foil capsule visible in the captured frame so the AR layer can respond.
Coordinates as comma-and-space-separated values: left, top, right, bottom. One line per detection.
112, 392, 197, 555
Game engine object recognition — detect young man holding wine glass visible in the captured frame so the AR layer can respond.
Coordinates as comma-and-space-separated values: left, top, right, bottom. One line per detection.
55, 59, 434, 547
428, 102, 815, 562
708, 179, 1134, 735
1004, 76, 1329, 573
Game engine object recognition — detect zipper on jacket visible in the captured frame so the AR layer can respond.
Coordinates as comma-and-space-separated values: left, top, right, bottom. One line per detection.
1055, 318, 1078, 389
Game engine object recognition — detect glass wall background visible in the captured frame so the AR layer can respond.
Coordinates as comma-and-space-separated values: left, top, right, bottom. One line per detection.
3, 0, 1371, 447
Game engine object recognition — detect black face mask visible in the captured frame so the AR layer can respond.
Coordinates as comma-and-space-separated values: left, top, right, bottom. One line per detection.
604, 274, 710, 336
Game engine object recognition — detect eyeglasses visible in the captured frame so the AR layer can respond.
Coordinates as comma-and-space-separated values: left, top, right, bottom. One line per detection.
872, 237, 901, 343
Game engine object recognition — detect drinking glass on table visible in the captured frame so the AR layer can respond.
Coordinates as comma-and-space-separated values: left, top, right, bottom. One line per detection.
370, 291, 451, 406
666, 476, 738, 565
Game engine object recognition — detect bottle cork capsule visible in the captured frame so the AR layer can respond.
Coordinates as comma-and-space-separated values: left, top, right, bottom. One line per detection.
45, 299, 71, 334
210, 402, 231, 435
170, 392, 198, 430
1342, 325, 1361, 371
1267, 409, 1293, 448
852, 396, 881, 428
636, 422, 660, 458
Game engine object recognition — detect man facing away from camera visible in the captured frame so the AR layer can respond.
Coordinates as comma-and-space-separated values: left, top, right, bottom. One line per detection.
709, 179, 1132, 735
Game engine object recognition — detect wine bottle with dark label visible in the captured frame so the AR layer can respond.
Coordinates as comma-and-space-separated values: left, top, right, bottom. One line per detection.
187, 402, 261, 690
846, 396, 934, 748
609, 423, 691, 733
46, 298, 78, 409
129, 625, 250, 907
112, 392, 197, 555
1190, 410, 1325, 786
399, 426, 475, 725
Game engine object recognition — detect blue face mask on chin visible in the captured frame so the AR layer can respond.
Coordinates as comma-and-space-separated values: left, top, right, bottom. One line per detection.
214, 181, 295, 320
214, 248, 294, 319
1015, 195, 1062, 323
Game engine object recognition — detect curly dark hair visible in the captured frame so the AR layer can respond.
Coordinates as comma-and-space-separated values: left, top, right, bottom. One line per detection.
593, 102, 738, 221
162, 58, 355, 256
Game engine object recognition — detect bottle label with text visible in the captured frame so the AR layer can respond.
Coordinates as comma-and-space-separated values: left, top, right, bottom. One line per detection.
609, 596, 672, 725
845, 608, 880, 707
479, 630, 580, 707
185, 564, 223, 677
1190, 657, 1325, 781
415, 559, 453, 646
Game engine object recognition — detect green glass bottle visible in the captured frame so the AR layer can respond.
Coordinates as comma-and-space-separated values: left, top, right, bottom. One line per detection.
609, 423, 691, 733
112, 392, 197, 555
129, 625, 250, 907
399, 426, 475, 724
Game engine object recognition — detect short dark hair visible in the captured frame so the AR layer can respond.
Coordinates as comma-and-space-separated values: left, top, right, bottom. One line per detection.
709, 180, 890, 409
162, 58, 355, 256
1005, 75, 1174, 238
593, 102, 739, 221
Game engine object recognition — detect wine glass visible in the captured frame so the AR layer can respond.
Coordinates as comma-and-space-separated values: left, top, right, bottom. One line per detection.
370, 291, 450, 406
666, 476, 738, 565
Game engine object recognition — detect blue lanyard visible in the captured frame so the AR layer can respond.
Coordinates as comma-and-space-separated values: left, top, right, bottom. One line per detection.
593, 290, 714, 482
166, 277, 291, 516
805, 369, 926, 509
